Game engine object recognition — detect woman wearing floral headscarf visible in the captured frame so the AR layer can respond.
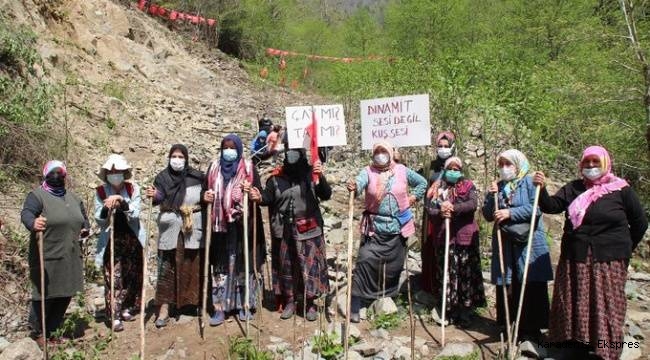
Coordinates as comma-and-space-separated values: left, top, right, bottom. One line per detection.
94, 154, 145, 332
426, 156, 485, 327
482, 149, 553, 341
145, 144, 205, 328
533, 146, 647, 360
346, 141, 427, 323
203, 134, 265, 325
21, 161, 90, 345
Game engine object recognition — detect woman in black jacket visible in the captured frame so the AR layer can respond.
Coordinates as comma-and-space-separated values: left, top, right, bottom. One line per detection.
533, 145, 647, 360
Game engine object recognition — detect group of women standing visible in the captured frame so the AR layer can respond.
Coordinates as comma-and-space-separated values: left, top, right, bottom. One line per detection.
21, 130, 647, 360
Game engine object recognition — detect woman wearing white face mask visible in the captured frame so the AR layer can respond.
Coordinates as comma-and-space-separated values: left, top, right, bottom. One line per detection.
346, 141, 427, 323
94, 154, 145, 332
482, 149, 553, 341
145, 144, 205, 328
533, 146, 647, 360
202, 134, 265, 325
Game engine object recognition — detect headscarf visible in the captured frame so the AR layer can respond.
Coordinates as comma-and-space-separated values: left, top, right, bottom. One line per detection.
371, 141, 396, 203
444, 156, 462, 170
567, 146, 628, 229
219, 134, 243, 183
154, 144, 203, 210
41, 160, 67, 197
498, 149, 530, 199
436, 131, 456, 147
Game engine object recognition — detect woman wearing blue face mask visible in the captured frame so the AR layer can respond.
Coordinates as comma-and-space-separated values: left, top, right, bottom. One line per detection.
425, 157, 485, 327
202, 134, 265, 325
346, 141, 427, 323
145, 144, 205, 328
533, 146, 647, 360
482, 149, 553, 341
94, 154, 145, 332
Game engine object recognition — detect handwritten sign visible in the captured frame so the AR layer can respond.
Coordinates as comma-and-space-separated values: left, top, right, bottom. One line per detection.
360, 94, 431, 150
285, 104, 347, 149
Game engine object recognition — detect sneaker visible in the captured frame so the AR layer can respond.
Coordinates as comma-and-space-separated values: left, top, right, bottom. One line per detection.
112, 320, 124, 332
305, 306, 318, 322
280, 302, 295, 320
154, 317, 169, 328
209, 311, 225, 326
238, 309, 253, 322
121, 309, 136, 322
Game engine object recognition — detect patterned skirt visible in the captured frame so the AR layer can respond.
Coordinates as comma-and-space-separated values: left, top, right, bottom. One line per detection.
155, 233, 202, 308
549, 251, 628, 360
431, 239, 486, 312
272, 232, 329, 301
103, 230, 143, 319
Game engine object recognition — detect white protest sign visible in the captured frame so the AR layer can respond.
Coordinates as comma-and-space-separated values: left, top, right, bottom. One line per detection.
360, 94, 431, 150
285, 104, 347, 149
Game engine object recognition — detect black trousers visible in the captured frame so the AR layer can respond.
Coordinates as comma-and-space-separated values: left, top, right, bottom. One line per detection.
496, 280, 549, 337
29, 297, 72, 337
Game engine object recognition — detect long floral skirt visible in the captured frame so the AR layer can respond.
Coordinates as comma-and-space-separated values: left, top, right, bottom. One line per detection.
103, 230, 143, 320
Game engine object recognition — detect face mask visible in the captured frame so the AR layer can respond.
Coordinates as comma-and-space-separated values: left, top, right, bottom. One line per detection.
373, 153, 390, 166
169, 158, 185, 171
499, 166, 517, 181
222, 148, 238, 162
45, 173, 65, 188
582, 167, 603, 181
107, 173, 124, 186
437, 147, 453, 159
286, 150, 303, 165
444, 170, 463, 184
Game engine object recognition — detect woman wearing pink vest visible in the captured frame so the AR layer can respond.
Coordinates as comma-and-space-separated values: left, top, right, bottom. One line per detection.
346, 141, 427, 323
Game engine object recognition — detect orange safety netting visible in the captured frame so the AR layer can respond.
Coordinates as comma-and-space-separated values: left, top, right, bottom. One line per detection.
137, 1, 217, 27
265, 48, 391, 63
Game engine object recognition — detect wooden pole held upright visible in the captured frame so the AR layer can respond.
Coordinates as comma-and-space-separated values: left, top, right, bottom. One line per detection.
37, 231, 47, 360
343, 191, 355, 359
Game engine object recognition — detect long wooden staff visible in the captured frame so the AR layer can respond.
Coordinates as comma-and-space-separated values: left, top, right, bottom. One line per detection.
343, 191, 354, 359
201, 204, 213, 339
405, 250, 415, 360
37, 231, 47, 360
510, 184, 542, 357
441, 217, 451, 347
252, 200, 261, 349
494, 193, 512, 354
109, 210, 115, 336
140, 196, 154, 359
243, 191, 251, 337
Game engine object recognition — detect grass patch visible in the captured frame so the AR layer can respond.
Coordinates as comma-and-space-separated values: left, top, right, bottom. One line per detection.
311, 332, 343, 360
228, 336, 273, 360
102, 81, 127, 101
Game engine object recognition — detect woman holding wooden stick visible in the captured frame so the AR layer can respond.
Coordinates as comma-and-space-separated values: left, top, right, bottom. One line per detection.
346, 141, 427, 323
534, 146, 648, 360
94, 154, 145, 332
21, 160, 90, 345
257, 147, 331, 321
425, 156, 486, 327
202, 134, 264, 326
482, 149, 553, 342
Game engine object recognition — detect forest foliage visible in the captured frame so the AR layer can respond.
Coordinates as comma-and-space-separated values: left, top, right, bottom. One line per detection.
163, 0, 649, 203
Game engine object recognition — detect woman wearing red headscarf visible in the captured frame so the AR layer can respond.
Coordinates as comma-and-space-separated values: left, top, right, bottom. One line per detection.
533, 146, 647, 360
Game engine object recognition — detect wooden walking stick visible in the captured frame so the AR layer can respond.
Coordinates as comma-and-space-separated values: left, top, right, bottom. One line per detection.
343, 191, 355, 359
109, 210, 115, 336
140, 196, 154, 360
405, 251, 415, 360
201, 203, 213, 340
510, 184, 542, 357
334, 246, 340, 326
37, 231, 47, 360
441, 217, 451, 347
494, 193, 512, 354
243, 191, 251, 337
252, 202, 261, 349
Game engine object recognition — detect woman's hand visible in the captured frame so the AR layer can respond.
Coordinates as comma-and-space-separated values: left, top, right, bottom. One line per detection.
249, 187, 262, 202
488, 181, 498, 194
203, 190, 215, 203
532, 171, 546, 187
145, 186, 157, 198
408, 195, 417, 207
426, 180, 440, 199
103, 195, 123, 209
312, 160, 323, 176
346, 180, 357, 193
494, 209, 511, 223
33, 216, 47, 232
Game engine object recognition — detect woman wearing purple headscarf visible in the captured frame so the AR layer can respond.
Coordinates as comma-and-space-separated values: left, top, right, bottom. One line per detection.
21, 160, 90, 345
534, 146, 647, 360
203, 134, 265, 325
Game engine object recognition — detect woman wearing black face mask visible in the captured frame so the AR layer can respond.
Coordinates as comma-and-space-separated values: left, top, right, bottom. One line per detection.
144, 144, 205, 328
255, 148, 331, 321
21, 160, 90, 345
